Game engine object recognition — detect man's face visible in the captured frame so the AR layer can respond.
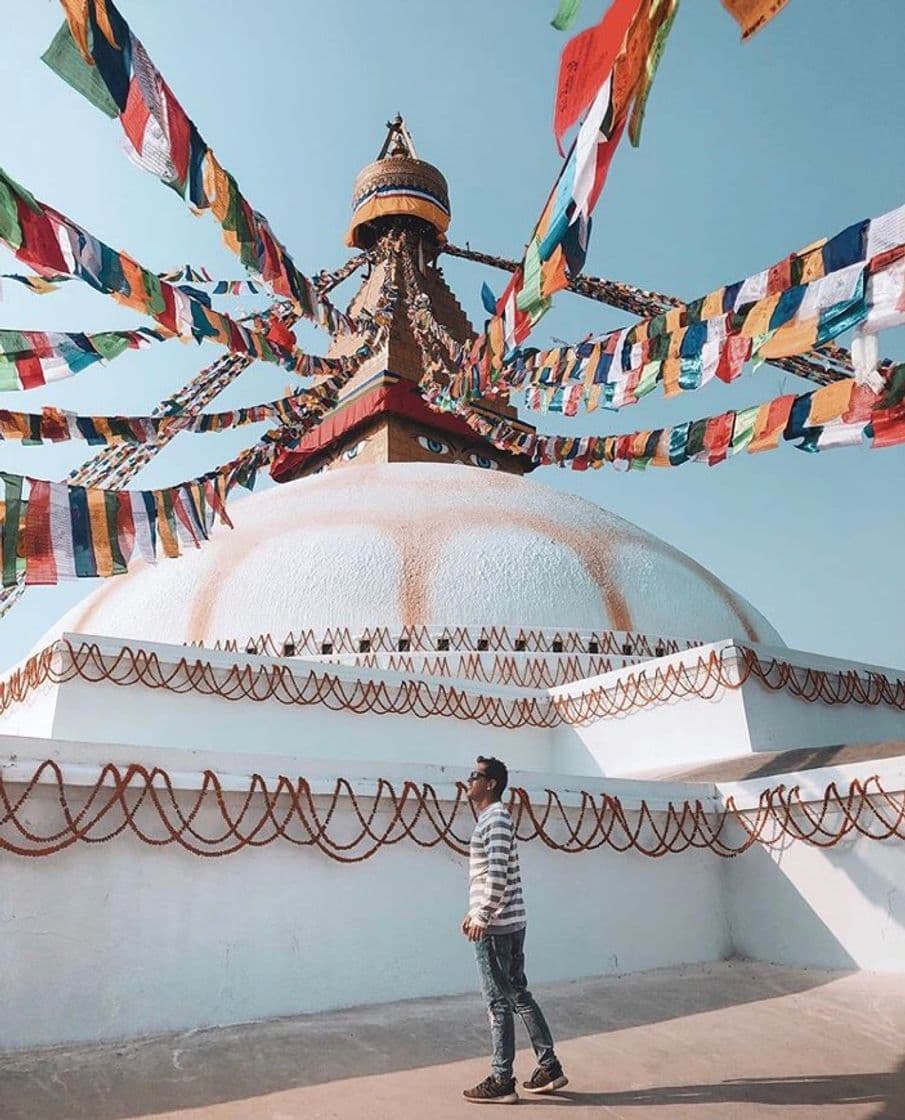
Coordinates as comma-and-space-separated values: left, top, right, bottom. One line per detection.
466, 763, 492, 803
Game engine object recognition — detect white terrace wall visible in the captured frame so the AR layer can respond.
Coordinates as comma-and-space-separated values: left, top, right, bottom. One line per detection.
0, 752, 729, 1050
29, 637, 555, 773
721, 760, 905, 972
549, 642, 905, 778
5, 637, 905, 782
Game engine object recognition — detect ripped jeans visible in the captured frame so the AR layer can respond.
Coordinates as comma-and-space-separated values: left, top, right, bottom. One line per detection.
474, 928, 556, 1081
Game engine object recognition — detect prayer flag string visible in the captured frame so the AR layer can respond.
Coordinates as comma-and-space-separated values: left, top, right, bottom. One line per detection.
0, 166, 349, 375
421, 368, 905, 471
435, 203, 905, 415
43, 0, 352, 334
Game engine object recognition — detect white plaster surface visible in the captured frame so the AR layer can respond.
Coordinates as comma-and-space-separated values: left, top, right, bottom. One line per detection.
550, 642, 905, 777
6, 636, 905, 780
721, 761, 905, 972
2, 631, 904, 1049
0, 752, 728, 1050
35, 463, 782, 651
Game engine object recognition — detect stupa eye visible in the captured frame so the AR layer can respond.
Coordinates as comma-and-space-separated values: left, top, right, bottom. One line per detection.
342, 440, 366, 461
417, 435, 450, 456
468, 453, 499, 470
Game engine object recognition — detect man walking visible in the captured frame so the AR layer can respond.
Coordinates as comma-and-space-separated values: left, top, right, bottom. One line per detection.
461, 755, 568, 1104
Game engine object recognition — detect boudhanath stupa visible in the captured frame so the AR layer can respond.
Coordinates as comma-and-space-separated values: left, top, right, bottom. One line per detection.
1, 121, 904, 1055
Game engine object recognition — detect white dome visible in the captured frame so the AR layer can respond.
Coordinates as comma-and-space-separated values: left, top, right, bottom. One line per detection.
42, 463, 781, 649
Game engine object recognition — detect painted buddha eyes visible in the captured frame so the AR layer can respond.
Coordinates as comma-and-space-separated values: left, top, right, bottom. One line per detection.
417, 435, 450, 455
414, 435, 497, 469
468, 453, 499, 470
342, 440, 366, 461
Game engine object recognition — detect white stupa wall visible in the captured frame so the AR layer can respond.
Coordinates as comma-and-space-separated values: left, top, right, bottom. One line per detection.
36, 464, 785, 654
739, 646, 905, 753
550, 642, 905, 778
36, 637, 555, 772
7, 636, 905, 782
721, 761, 905, 972
0, 754, 729, 1050
2, 634, 904, 1050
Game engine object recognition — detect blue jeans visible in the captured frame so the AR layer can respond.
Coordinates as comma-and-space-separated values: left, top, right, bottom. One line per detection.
474, 928, 556, 1081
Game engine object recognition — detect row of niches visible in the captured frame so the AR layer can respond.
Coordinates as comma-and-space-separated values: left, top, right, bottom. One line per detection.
326, 651, 654, 688
184, 626, 705, 660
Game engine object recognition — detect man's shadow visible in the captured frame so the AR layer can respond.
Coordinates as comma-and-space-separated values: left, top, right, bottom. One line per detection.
517, 1068, 904, 1114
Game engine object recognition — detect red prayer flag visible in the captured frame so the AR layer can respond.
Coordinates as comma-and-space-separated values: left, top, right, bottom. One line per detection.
162, 84, 191, 188
116, 491, 136, 567
15, 355, 45, 391
267, 317, 297, 353
553, 0, 644, 153
704, 412, 734, 464
23, 479, 57, 585
121, 77, 151, 155
715, 334, 751, 383
16, 200, 68, 275
871, 401, 905, 448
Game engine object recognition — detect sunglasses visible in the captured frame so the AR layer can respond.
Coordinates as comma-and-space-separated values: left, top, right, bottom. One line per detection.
467, 770, 489, 782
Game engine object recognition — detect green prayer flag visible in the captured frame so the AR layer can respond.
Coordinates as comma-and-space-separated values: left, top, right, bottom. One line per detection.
89, 333, 132, 362
730, 405, 760, 453
636, 361, 661, 399
0, 355, 19, 392
0, 176, 22, 251
0, 473, 23, 587
516, 242, 547, 317
551, 0, 582, 31
0, 168, 41, 215
142, 271, 167, 317
686, 417, 708, 459
41, 22, 119, 119
880, 363, 905, 410
103, 491, 128, 575
0, 331, 30, 359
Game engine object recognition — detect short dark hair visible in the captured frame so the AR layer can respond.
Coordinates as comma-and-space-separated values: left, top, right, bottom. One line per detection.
476, 756, 508, 801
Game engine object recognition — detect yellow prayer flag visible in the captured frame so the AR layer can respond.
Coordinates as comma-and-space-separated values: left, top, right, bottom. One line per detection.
661, 357, 681, 397
758, 316, 818, 359
702, 289, 724, 322
807, 379, 855, 427
799, 240, 827, 284
59, 0, 92, 62
740, 293, 780, 339
721, 0, 790, 40
86, 489, 114, 577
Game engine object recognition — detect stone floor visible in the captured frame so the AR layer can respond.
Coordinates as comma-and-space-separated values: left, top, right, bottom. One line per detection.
2, 962, 904, 1120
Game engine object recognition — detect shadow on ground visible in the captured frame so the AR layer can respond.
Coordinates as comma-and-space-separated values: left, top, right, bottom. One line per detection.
539, 1070, 903, 1111
0, 961, 874, 1120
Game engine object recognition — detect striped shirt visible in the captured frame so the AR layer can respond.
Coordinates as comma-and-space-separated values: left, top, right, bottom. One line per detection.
468, 802, 526, 933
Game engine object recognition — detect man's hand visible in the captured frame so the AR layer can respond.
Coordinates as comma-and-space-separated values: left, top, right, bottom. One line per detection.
462, 915, 487, 942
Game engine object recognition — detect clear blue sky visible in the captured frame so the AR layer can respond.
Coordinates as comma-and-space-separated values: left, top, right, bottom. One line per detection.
0, 0, 903, 670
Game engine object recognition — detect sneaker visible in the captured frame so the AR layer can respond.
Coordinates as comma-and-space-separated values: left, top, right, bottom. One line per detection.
522, 1062, 569, 1094
463, 1074, 519, 1104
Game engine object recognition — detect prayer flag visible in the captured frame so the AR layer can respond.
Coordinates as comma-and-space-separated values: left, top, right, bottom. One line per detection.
721, 0, 790, 39
553, 0, 643, 151
552, 0, 583, 30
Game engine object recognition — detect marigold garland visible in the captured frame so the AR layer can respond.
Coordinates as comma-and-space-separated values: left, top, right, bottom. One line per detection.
2, 638, 904, 732
1, 760, 901, 860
